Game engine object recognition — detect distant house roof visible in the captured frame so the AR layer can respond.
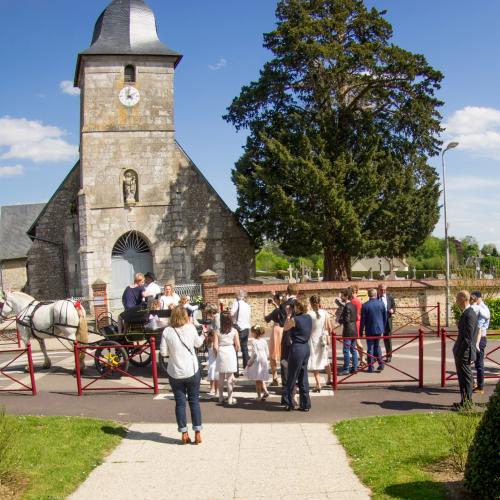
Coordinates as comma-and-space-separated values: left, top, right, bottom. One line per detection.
0, 203, 45, 261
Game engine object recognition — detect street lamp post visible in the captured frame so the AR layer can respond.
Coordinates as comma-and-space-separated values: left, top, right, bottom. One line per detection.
441, 141, 459, 327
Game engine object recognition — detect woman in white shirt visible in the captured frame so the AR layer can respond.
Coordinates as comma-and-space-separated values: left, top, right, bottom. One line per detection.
160, 305, 205, 445
160, 283, 180, 310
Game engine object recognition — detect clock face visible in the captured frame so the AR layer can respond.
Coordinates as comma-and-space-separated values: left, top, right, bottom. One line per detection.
119, 86, 140, 107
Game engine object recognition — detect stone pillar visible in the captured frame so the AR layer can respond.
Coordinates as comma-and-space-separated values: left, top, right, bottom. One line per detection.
92, 279, 109, 327
200, 269, 219, 307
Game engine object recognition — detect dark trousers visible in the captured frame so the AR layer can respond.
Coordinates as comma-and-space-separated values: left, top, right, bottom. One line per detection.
238, 328, 250, 372
454, 351, 473, 403
383, 328, 392, 358
283, 344, 311, 410
474, 337, 487, 389
169, 369, 202, 433
367, 334, 383, 370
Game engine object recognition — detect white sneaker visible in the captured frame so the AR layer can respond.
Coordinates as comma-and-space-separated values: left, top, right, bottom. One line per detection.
227, 398, 237, 406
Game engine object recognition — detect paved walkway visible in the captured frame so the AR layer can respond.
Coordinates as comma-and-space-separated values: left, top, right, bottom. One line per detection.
69, 423, 370, 500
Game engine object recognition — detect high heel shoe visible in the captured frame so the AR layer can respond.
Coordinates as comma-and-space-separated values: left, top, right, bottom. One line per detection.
181, 432, 191, 445
194, 431, 202, 445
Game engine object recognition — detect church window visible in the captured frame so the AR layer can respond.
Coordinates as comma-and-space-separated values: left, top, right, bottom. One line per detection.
124, 65, 136, 83
112, 231, 151, 256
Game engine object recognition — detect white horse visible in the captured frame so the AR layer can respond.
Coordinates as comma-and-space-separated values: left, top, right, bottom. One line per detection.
0, 290, 88, 371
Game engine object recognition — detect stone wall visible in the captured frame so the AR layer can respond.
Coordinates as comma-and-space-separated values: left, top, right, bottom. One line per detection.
77, 54, 254, 301
215, 278, 500, 331
0, 258, 27, 291
26, 165, 80, 300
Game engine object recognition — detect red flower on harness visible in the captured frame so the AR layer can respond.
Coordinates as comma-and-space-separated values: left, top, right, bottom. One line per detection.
74, 300, 82, 310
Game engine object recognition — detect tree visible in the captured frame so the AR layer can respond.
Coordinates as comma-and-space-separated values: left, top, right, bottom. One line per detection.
462, 235, 480, 261
224, 0, 443, 280
481, 243, 497, 256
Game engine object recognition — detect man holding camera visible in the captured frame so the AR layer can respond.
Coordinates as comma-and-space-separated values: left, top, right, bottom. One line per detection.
231, 290, 251, 376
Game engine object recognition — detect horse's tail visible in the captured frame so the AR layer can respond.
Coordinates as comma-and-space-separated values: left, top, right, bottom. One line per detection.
75, 304, 88, 345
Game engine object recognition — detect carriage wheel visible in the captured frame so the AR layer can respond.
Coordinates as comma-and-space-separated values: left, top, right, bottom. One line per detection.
128, 341, 152, 367
93, 340, 129, 377
158, 352, 169, 377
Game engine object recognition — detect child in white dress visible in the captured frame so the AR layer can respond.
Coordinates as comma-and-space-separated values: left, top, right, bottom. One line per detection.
246, 325, 270, 400
206, 330, 219, 396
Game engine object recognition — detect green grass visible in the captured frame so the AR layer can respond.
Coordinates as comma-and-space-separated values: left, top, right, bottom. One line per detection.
335, 412, 482, 500
3, 415, 126, 499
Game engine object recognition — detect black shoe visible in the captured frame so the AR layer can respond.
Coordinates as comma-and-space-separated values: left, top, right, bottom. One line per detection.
386, 356, 392, 363
234, 373, 240, 378
285, 406, 294, 411
376, 365, 384, 372
297, 407, 310, 412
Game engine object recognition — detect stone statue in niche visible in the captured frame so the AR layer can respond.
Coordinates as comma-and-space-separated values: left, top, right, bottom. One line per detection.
123, 170, 138, 205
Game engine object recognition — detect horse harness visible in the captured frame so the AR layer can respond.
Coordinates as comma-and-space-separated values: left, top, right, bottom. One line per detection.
16, 299, 80, 342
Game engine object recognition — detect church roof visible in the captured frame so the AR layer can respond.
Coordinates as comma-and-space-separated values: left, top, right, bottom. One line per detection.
81, 0, 181, 59
75, 0, 181, 86
0, 203, 45, 261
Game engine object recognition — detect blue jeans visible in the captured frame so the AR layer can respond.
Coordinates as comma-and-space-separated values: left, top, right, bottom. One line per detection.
366, 334, 383, 370
342, 339, 358, 372
169, 369, 202, 433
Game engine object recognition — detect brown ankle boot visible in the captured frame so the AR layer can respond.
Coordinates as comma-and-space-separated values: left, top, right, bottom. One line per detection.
194, 431, 202, 445
181, 432, 191, 445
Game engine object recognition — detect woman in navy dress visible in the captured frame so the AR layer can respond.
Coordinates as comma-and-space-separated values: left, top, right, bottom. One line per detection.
282, 297, 312, 411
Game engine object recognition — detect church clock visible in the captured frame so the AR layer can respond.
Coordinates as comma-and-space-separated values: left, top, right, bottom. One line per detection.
119, 86, 140, 107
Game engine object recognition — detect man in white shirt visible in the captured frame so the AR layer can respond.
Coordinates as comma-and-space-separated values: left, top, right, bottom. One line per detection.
144, 272, 162, 300
230, 290, 251, 376
471, 291, 491, 395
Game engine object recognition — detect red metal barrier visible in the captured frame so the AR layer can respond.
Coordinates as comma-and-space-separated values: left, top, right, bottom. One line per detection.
441, 328, 500, 387
74, 337, 159, 396
331, 330, 424, 390
391, 303, 441, 337
0, 343, 37, 395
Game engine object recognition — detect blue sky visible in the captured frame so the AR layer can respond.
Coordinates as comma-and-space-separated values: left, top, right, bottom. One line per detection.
0, 0, 499, 249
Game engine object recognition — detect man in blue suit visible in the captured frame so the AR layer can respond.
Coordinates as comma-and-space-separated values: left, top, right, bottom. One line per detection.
360, 288, 387, 372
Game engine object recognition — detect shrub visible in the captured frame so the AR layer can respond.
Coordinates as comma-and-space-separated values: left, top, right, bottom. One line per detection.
484, 298, 500, 329
464, 381, 500, 499
443, 410, 481, 473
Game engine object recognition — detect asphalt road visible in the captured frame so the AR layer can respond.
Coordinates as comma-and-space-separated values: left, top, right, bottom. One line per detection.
0, 334, 497, 424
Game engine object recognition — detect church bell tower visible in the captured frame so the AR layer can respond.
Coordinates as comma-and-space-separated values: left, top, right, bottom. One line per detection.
74, 0, 182, 300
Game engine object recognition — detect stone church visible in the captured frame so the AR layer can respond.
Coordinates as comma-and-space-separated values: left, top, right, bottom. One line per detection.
26, 0, 254, 306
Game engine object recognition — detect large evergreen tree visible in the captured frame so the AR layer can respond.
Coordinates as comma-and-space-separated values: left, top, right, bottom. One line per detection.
224, 0, 443, 280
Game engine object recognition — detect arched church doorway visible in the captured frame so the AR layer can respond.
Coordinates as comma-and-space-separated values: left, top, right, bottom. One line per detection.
111, 231, 153, 306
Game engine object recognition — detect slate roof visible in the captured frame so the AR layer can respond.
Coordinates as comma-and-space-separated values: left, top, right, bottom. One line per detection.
0, 203, 45, 261
75, 0, 182, 85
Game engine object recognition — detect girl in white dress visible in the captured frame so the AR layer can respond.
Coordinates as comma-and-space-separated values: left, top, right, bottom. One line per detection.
307, 295, 332, 392
246, 325, 270, 400
214, 311, 240, 405
206, 331, 219, 396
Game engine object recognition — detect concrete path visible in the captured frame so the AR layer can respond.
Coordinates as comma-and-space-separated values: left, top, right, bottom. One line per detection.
69, 423, 370, 500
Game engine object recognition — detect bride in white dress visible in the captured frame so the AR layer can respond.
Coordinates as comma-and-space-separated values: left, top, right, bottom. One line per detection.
307, 294, 332, 392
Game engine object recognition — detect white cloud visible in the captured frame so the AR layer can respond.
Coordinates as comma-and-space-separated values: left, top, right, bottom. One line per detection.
444, 106, 500, 160
208, 57, 227, 71
0, 116, 78, 163
59, 80, 80, 96
0, 164, 24, 177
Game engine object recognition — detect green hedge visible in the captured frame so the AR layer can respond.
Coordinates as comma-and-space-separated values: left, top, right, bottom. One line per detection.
464, 381, 500, 499
485, 298, 500, 329
453, 298, 500, 329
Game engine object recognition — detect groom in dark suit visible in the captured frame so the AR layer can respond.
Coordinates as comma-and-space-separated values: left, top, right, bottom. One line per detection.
360, 289, 387, 372
453, 290, 478, 408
